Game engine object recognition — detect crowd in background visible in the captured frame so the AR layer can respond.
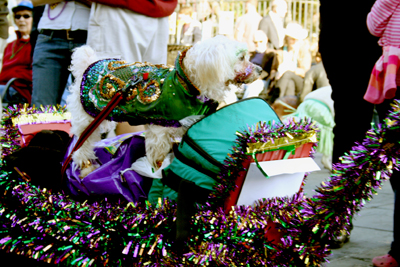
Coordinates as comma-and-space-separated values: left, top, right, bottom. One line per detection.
0, 0, 326, 110
232, 0, 329, 112
0, 1, 398, 266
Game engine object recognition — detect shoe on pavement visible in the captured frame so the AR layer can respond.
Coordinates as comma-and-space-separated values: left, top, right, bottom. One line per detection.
372, 254, 399, 267
321, 154, 332, 171
328, 229, 350, 249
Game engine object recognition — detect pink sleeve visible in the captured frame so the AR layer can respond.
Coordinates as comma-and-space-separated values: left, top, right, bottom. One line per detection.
367, 0, 400, 37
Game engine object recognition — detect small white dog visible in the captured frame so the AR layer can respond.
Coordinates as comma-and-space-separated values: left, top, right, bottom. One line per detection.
67, 35, 262, 177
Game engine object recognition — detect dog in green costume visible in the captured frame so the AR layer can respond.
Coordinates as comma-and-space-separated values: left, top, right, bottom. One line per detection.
67, 35, 262, 177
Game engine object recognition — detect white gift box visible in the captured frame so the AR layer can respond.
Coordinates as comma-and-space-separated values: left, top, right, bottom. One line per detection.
236, 157, 320, 206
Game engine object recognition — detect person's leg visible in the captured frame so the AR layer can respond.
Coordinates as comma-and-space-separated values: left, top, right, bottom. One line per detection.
319, 1, 380, 164
285, 79, 296, 96
292, 74, 304, 96
387, 92, 400, 260
31, 34, 71, 106
87, 4, 124, 60
321, 57, 376, 248
277, 72, 290, 98
389, 177, 400, 263
0, 84, 6, 110
60, 74, 72, 107
144, 16, 169, 64
319, 0, 381, 249
372, 175, 399, 266
277, 71, 303, 98
375, 92, 400, 265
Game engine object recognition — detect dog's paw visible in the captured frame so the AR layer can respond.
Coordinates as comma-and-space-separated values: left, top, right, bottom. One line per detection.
77, 160, 98, 179
79, 164, 98, 179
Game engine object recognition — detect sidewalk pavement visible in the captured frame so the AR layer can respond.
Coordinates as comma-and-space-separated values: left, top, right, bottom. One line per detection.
303, 153, 394, 267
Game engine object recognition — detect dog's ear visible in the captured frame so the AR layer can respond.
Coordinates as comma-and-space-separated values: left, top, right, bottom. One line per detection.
194, 42, 236, 89
69, 45, 98, 79
183, 37, 240, 97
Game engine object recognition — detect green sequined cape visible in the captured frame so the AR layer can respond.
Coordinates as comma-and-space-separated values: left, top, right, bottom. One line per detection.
80, 52, 218, 127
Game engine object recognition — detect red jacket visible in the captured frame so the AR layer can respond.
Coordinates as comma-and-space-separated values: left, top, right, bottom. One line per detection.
90, 0, 177, 18
0, 31, 32, 103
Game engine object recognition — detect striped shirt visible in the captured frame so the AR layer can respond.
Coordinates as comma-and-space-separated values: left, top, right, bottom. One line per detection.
367, 0, 400, 87
367, 0, 400, 47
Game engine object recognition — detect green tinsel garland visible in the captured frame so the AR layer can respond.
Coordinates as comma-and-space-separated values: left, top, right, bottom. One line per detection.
0, 100, 398, 266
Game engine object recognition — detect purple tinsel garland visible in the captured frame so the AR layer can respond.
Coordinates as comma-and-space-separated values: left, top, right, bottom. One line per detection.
0, 104, 70, 158
0, 100, 398, 266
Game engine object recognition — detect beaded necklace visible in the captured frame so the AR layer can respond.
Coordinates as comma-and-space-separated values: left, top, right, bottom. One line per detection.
48, 1, 68, 20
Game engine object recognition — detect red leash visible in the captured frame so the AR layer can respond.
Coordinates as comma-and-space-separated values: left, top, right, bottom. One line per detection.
61, 91, 124, 180
61, 76, 143, 180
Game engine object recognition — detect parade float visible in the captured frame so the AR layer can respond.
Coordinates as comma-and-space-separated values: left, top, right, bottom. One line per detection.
0, 98, 398, 266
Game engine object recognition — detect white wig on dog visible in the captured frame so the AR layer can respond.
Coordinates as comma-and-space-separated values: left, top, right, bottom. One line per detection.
183, 35, 248, 102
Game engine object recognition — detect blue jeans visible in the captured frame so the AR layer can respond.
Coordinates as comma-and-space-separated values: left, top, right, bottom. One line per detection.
31, 33, 86, 106
60, 74, 72, 107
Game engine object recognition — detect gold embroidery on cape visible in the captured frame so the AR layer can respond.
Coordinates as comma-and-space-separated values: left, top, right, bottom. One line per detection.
108, 61, 170, 71
99, 74, 126, 99
108, 61, 135, 71
137, 81, 161, 104
126, 87, 138, 101
102, 60, 170, 101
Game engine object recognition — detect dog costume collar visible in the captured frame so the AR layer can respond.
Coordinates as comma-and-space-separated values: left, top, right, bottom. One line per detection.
175, 48, 201, 96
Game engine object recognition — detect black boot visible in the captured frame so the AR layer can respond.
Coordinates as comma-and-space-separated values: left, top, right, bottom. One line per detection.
329, 222, 353, 249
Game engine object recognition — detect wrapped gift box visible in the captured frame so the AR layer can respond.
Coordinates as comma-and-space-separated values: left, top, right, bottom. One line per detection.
225, 143, 316, 210
223, 142, 319, 245
9, 110, 72, 147
253, 143, 314, 161
1, 107, 72, 158
17, 122, 72, 147
236, 157, 320, 206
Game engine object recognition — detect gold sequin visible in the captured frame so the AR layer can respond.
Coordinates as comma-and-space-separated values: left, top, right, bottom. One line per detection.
99, 74, 126, 99
137, 81, 161, 104
126, 87, 138, 101
108, 61, 170, 71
